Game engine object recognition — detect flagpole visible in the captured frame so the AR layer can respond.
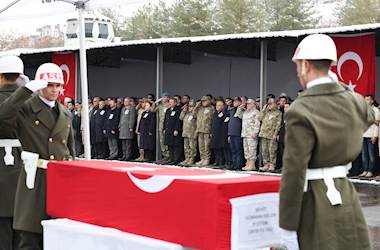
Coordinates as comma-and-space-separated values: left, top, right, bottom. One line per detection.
76, 0, 91, 159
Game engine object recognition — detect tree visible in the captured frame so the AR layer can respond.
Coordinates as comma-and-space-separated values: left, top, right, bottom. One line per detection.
122, 1, 171, 40
337, 0, 380, 25
264, 0, 316, 31
215, 0, 267, 34
170, 0, 217, 37
100, 8, 125, 37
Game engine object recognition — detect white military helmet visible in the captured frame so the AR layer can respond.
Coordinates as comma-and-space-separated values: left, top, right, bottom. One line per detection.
292, 34, 337, 65
35, 63, 64, 84
0, 55, 24, 74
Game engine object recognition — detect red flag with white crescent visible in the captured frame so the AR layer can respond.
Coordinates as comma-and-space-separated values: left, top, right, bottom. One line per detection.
52, 53, 77, 102
330, 33, 376, 96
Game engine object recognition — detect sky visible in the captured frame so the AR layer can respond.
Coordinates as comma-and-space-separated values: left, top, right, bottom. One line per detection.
0, 0, 171, 35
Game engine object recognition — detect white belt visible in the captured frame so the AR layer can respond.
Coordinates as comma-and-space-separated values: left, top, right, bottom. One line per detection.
21, 151, 50, 190
304, 163, 351, 206
0, 139, 21, 166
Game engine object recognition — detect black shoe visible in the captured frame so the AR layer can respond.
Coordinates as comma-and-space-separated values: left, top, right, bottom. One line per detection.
118, 157, 126, 161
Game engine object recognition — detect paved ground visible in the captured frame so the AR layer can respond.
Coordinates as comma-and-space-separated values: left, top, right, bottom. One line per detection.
355, 183, 380, 249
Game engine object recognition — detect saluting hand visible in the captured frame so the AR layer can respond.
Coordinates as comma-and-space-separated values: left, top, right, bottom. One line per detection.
25, 79, 48, 92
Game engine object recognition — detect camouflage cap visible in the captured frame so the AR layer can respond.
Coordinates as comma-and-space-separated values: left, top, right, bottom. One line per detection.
201, 96, 210, 101
246, 98, 255, 104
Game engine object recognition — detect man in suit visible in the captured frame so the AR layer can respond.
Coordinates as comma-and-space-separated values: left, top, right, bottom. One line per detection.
90, 96, 100, 158
104, 98, 121, 160
163, 98, 183, 165
118, 97, 136, 161
279, 34, 372, 250
0, 55, 25, 250
95, 99, 108, 159
0, 63, 75, 250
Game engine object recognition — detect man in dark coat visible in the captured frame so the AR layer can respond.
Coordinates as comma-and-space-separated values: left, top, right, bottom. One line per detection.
95, 99, 108, 159
0, 55, 24, 250
104, 98, 121, 160
90, 97, 100, 158
138, 102, 156, 161
163, 98, 183, 165
227, 97, 244, 170
72, 102, 83, 157
211, 100, 228, 167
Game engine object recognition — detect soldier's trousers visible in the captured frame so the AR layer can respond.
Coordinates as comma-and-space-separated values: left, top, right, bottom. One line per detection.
243, 137, 258, 161
197, 133, 211, 161
261, 137, 278, 167
0, 217, 13, 250
159, 130, 169, 159
14, 230, 42, 250
183, 137, 197, 160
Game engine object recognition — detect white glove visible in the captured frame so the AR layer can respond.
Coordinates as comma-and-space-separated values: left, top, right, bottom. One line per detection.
280, 228, 299, 250
16, 74, 30, 87
25, 80, 48, 92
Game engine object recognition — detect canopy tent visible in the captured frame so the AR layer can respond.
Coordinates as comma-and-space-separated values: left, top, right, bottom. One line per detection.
1, 0, 380, 159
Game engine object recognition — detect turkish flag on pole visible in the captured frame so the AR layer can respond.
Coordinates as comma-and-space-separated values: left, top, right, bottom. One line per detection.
52, 53, 77, 102
331, 33, 376, 96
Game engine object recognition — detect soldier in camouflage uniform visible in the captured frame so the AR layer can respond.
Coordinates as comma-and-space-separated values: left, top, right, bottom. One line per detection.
194, 96, 214, 166
236, 99, 261, 171
179, 100, 197, 165
152, 92, 170, 163
259, 98, 282, 171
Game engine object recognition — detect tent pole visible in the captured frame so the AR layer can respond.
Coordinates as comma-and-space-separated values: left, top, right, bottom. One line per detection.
259, 40, 268, 109
77, 2, 91, 159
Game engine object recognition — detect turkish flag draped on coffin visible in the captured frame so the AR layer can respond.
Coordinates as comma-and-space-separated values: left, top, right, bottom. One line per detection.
52, 53, 77, 102
331, 33, 376, 96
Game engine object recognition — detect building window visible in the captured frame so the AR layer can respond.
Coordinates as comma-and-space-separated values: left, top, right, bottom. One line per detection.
98, 23, 109, 39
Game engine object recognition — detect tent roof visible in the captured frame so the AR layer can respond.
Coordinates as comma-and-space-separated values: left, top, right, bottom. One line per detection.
2, 22, 380, 56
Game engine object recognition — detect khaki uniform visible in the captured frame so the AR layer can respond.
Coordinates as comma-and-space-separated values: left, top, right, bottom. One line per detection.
259, 108, 281, 167
0, 87, 75, 234
0, 84, 22, 250
280, 83, 373, 250
194, 105, 214, 161
237, 108, 260, 161
180, 109, 197, 161
152, 102, 169, 158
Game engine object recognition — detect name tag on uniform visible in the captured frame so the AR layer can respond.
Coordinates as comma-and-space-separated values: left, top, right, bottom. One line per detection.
100, 110, 105, 115
171, 111, 176, 116
93, 110, 97, 115
188, 115, 193, 121
143, 113, 149, 118
204, 109, 210, 114
218, 112, 224, 118
109, 114, 114, 120
224, 117, 230, 122
125, 109, 129, 115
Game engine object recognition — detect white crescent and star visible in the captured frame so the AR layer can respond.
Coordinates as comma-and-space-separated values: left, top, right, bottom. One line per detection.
337, 51, 364, 92
120, 167, 249, 193
59, 64, 70, 96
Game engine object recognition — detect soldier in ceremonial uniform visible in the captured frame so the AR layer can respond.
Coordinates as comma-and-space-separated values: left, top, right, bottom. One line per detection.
0, 63, 75, 249
194, 96, 214, 166
279, 34, 372, 250
152, 92, 170, 163
258, 98, 282, 172
0, 55, 25, 250
179, 100, 197, 165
